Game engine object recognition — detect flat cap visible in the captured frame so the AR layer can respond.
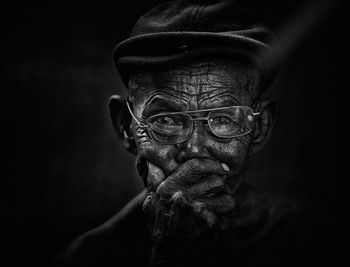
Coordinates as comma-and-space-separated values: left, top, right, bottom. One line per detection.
113, 0, 280, 90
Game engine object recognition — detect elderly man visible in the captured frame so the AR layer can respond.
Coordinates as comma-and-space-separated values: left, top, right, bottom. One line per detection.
56, 0, 324, 266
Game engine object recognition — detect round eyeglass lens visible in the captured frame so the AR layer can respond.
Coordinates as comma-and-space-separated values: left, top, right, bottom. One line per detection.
147, 113, 192, 144
208, 107, 254, 138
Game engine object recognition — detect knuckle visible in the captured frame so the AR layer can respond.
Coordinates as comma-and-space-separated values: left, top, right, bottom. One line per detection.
187, 159, 200, 171
156, 180, 173, 199
155, 180, 166, 194
192, 200, 206, 214
170, 191, 183, 202
213, 176, 224, 187
201, 209, 217, 227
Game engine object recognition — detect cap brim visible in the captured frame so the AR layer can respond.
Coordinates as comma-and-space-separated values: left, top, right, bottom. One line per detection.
113, 30, 280, 90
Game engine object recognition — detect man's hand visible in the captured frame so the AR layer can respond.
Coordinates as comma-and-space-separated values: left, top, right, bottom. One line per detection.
142, 158, 236, 265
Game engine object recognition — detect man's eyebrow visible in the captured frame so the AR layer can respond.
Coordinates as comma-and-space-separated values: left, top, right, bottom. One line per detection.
146, 88, 192, 103
142, 93, 187, 116
152, 85, 194, 97
197, 91, 241, 106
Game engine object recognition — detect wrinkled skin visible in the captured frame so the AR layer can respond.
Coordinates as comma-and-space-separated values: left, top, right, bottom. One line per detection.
111, 59, 274, 266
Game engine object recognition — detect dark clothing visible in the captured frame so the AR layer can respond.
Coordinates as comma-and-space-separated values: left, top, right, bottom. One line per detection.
55, 181, 337, 266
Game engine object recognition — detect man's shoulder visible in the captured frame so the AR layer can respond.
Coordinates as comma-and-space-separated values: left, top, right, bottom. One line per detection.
236, 180, 320, 234
239, 180, 314, 215
232, 180, 331, 265
55, 190, 150, 267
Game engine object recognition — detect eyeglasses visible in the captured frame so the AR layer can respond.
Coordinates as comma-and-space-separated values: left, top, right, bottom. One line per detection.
126, 98, 260, 145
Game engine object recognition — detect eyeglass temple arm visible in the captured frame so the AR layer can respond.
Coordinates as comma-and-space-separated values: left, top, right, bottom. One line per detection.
126, 99, 144, 127
253, 112, 260, 116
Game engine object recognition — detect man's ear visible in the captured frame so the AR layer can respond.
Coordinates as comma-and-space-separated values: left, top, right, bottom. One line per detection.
109, 95, 137, 154
250, 99, 276, 155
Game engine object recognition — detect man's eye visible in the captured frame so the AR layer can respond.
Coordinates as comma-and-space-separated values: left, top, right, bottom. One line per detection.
154, 116, 177, 126
214, 116, 232, 125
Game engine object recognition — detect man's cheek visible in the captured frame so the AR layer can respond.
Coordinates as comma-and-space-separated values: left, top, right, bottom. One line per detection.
136, 133, 178, 177
213, 138, 250, 174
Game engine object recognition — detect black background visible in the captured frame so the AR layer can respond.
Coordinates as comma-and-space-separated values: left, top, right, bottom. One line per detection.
2, 0, 348, 266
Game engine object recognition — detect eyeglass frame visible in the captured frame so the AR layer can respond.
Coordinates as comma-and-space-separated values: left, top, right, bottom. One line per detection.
125, 98, 260, 144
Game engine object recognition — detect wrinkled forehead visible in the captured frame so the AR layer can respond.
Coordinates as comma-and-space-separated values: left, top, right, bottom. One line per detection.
128, 58, 261, 105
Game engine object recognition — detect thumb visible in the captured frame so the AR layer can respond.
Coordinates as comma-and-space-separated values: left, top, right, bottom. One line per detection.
147, 161, 165, 192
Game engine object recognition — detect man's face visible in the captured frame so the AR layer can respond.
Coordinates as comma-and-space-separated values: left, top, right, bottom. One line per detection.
128, 59, 260, 190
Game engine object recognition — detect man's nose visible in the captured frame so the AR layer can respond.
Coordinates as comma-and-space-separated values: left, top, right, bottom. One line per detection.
176, 121, 210, 162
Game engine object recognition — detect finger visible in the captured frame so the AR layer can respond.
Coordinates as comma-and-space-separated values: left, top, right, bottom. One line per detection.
157, 158, 227, 196
142, 191, 154, 213
168, 194, 217, 233
198, 194, 236, 215
186, 175, 227, 198
167, 191, 188, 234
147, 161, 166, 192
191, 201, 217, 228
179, 158, 227, 179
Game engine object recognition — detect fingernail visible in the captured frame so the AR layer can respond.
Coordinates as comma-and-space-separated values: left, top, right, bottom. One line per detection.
221, 163, 230, 172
